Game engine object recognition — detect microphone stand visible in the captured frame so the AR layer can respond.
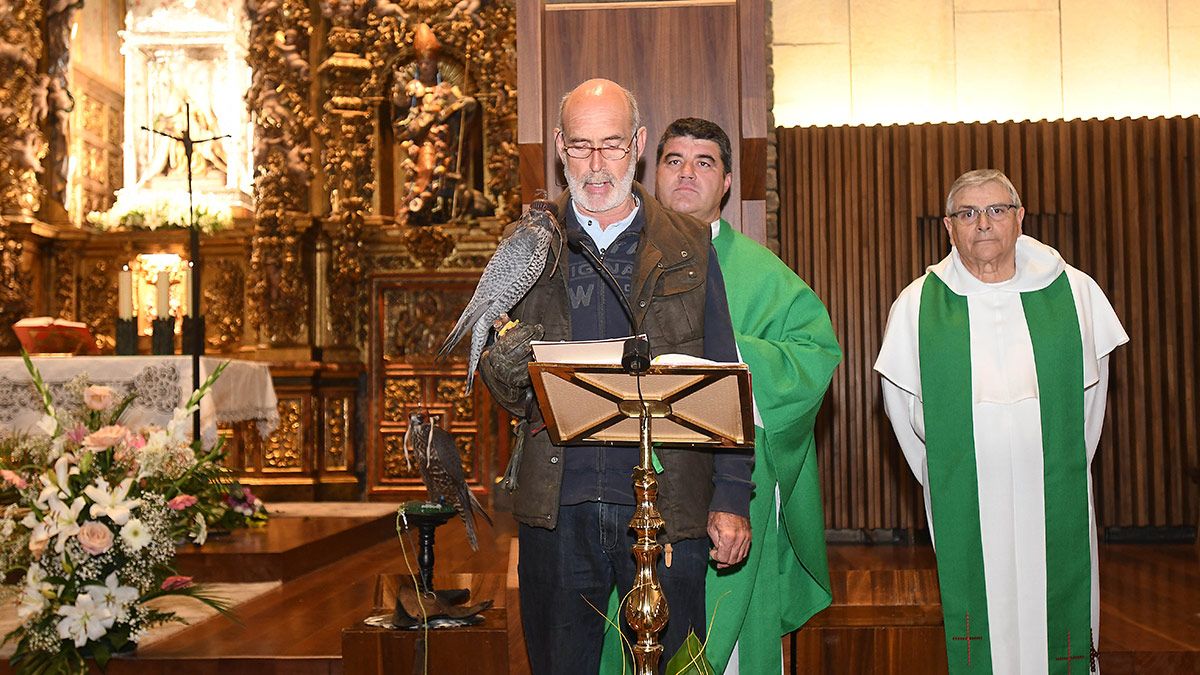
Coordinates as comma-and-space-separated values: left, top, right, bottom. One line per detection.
566, 229, 668, 674
563, 229, 649, 375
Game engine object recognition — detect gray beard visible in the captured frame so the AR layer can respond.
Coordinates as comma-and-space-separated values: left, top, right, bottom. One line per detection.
564, 160, 637, 214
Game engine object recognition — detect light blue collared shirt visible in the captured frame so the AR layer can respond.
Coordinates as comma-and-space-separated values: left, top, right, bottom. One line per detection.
572, 196, 640, 254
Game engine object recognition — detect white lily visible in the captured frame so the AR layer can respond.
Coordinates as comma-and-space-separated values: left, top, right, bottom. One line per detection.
166, 406, 196, 443
85, 572, 138, 623
84, 477, 140, 526
36, 414, 57, 437
47, 495, 85, 553
35, 455, 79, 509
192, 511, 208, 546
55, 592, 113, 647
17, 565, 54, 620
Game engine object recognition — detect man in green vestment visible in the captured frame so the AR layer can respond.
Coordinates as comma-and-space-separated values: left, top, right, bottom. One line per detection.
602, 117, 841, 673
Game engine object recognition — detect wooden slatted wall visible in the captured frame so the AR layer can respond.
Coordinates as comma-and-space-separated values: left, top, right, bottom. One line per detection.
778, 117, 1200, 530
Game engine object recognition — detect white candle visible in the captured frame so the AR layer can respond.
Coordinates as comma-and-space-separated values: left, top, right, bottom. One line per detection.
182, 266, 193, 317
118, 266, 132, 320
156, 271, 170, 318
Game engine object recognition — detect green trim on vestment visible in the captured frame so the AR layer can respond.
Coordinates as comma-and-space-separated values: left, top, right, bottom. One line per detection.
918, 274, 993, 673
919, 271, 1093, 674
1021, 273, 1093, 672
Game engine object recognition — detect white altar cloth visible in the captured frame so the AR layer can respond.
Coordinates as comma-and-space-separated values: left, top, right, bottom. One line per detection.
0, 356, 278, 447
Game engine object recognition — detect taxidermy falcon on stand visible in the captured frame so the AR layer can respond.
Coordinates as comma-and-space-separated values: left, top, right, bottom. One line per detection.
437, 199, 561, 391
404, 411, 492, 550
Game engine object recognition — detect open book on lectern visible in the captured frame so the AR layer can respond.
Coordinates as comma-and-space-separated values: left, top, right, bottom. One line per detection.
527, 337, 755, 449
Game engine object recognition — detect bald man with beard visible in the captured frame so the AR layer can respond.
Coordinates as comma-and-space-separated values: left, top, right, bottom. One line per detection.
478, 80, 751, 673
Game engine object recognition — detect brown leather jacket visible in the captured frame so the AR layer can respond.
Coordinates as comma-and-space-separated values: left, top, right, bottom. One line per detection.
481, 182, 737, 541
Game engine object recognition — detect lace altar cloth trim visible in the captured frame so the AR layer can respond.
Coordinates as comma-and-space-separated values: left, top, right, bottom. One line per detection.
0, 356, 279, 446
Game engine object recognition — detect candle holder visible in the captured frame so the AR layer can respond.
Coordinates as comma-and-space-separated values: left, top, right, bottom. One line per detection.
181, 316, 205, 355
151, 317, 174, 355
115, 318, 137, 355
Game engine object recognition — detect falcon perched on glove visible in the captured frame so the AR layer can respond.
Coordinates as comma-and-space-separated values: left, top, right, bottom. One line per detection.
438, 199, 561, 392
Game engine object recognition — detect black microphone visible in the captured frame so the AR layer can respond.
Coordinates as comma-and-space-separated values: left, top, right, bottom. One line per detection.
564, 227, 651, 374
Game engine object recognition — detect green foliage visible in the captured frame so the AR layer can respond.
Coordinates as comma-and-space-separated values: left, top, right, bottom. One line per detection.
664, 630, 715, 675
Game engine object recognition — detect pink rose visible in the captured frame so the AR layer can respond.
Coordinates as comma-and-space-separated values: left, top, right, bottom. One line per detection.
83, 385, 116, 411
0, 469, 27, 489
126, 434, 146, 450
168, 494, 198, 510
77, 520, 114, 555
82, 425, 127, 450
161, 575, 193, 591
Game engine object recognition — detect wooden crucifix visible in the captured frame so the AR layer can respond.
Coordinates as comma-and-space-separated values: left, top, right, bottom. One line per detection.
141, 102, 230, 442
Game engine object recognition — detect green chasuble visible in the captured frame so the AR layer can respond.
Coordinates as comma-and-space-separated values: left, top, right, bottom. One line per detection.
919, 272, 1092, 675
600, 220, 841, 673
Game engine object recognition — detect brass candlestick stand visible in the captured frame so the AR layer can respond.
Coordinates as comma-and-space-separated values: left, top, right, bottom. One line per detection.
626, 405, 668, 674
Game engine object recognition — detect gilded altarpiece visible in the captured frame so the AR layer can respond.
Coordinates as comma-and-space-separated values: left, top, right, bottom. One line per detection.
369, 273, 509, 501
0, 1, 46, 351
0, 0, 517, 502
360, 1, 518, 502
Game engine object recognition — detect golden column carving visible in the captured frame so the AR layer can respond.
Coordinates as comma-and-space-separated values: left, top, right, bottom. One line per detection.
317, 4, 375, 353
0, 0, 45, 218
363, 0, 519, 239
265, 398, 305, 470
245, 0, 315, 347
0, 0, 45, 350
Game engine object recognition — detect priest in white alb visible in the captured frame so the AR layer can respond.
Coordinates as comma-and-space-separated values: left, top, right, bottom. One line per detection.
874, 169, 1128, 674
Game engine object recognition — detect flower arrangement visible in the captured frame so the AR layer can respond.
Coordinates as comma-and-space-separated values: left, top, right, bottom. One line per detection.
86, 189, 234, 234
0, 354, 262, 673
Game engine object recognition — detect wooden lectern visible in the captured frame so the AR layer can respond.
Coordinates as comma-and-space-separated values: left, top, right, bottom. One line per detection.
527, 358, 754, 674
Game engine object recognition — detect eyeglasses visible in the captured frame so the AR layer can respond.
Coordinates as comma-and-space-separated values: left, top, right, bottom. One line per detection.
561, 137, 636, 161
948, 203, 1019, 224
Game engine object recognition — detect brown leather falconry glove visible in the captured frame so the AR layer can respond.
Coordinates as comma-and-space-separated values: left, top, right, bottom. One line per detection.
478, 316, 543, 418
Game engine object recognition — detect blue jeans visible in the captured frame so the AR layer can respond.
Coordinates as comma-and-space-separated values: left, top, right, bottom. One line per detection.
518, 501, 709, 675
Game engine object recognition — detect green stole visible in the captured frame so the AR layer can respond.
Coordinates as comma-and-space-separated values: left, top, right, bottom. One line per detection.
918, 271, 1093, 674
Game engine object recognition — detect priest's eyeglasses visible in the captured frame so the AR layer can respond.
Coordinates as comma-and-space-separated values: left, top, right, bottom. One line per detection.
562, 138, 636, 161
949, 204, 1019, 224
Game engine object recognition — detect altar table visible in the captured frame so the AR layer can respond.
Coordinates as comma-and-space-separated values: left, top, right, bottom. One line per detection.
0, 355, 278, 447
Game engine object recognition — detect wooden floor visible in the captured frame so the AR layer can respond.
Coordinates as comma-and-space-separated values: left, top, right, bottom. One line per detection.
118, 511, 517, 675
793, 544, 1200, 673
4, 511, 1193, 674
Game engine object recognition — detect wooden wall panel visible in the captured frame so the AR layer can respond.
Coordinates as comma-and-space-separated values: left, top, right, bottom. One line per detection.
778, 117, 1200, 530
541, 2, 740, 216
519, 0, 767, 240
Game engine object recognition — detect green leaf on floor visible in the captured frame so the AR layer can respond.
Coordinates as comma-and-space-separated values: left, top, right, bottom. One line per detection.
664, 630, 714, 675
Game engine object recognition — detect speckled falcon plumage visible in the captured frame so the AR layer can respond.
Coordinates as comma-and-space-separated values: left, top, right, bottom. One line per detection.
438, 199, 560, 392
404, 412, 492, 550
